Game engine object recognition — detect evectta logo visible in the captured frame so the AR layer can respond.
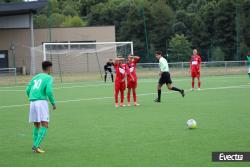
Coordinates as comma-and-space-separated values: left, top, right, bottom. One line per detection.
212, 152, 250, 162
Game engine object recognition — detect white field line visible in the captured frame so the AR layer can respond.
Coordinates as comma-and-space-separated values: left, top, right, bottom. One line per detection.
0, 83, 112, 92
0, 84, 249, 109
0, 76, 249, 92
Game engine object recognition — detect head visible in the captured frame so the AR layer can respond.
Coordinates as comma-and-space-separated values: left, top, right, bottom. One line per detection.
193, 49, 198, 56
117, 56, 124, 64
155, 51, 163, 60
128, 54, 133, 62
42, 61, 53, 74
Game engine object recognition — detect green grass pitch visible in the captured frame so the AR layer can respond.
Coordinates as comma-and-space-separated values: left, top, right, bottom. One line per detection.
0, 75, 250, 167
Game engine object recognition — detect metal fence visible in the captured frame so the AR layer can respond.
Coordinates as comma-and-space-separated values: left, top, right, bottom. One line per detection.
137, 61, 248, 78
0, 61, 248, 86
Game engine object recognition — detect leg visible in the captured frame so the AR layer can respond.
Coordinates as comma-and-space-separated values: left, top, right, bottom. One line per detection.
120, 89, 124, 105
132, 88, 139, 106
111, 73, 114, 82
167, 84, 185, 97
34, 121, 48, 149
127, 88, 131, 106
192, 77, 195, 89
104, 71, 107, 82
33, 122, 40, 147
115, 87, 119, 107
132, 88, 137, 104
154, 84, 163, 102
197, 77, 201, 89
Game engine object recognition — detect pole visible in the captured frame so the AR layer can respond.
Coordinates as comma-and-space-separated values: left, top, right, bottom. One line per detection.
30, 13, 35, 75
236, 0, 240, 60
141, 5, 150, 61
48, 0, 52, 62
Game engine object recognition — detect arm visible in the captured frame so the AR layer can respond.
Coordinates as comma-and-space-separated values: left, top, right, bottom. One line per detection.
134, 56, 141, 63
114, 57, 125, 64
126, 64, 135, 82
198, 56, 202, 71
46, 78, 56, 109
26, 80, 32, 97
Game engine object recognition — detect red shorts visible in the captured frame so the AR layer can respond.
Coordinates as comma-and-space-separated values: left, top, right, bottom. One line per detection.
115, 81, 126, 91
127, 80, 137, 89
191, 70, 200, 78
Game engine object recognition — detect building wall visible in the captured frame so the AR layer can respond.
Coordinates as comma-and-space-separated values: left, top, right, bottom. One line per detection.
0, 26, 116, 74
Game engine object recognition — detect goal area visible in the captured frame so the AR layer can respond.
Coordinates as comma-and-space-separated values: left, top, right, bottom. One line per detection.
0, 68, 16, 86
40, 42, 133, 82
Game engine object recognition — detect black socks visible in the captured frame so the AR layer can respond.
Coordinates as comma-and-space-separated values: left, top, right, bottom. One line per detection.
171, 87, 181, 92
158, 89, 161, 101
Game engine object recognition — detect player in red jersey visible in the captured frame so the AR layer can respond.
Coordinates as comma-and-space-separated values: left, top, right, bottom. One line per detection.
127, 55, 141, 106
190, 49, 202, 90
114, 57, 127, 107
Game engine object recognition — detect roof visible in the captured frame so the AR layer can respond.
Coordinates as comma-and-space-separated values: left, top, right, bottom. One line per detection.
0, 0, 47, 16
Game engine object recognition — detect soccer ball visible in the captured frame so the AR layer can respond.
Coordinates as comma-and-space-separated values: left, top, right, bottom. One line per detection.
187, 119, 197, 129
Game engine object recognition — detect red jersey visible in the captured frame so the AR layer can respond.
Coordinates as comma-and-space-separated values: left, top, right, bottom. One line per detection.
114, 63, 127, 83
190, 55, 201, 71
127, 57, 140, 82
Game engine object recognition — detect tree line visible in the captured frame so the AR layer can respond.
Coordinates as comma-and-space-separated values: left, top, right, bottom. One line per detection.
1, 0, 250, 62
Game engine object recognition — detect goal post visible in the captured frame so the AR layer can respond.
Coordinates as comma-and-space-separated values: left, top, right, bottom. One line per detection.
0, 68, 17, 85
41, 41, 134, 83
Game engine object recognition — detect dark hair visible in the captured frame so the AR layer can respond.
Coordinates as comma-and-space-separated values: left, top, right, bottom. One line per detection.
42, 61, 52, 71
155, 51, 162, 56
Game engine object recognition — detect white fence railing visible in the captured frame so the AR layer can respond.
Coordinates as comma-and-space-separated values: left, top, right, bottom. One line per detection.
137, 61, 248, 77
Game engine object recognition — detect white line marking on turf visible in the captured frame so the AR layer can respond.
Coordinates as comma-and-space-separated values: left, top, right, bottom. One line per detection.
0, 83, 113, 92
0, 84, 249, 109
0, 75, 247, 91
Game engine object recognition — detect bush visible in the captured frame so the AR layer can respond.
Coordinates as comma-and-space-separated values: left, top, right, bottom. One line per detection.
211, 47, 225, 61
62, 16, 85, 27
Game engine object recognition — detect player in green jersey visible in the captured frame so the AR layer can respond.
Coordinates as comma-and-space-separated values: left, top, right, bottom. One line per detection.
26, 61, 56, 153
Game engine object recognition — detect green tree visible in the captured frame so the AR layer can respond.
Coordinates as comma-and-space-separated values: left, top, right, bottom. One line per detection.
242, 0, 250, 49
62, 16, 86, 27
211, 47, 225, 61
61, 0, 81, 16
169, 34, 192, 62
214, 0, 236, 60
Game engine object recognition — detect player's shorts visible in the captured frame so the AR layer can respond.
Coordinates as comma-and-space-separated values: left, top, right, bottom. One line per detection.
104, 66, 112, 74
115, 81, 126, 91
159, 72, 172, 85
29, 100, 49, 123
127, 79, 137, 89
191, 70, 200, 78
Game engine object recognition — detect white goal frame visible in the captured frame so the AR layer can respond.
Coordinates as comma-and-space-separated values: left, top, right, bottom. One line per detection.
41, 41, 134, 82
42, 41, 134, 61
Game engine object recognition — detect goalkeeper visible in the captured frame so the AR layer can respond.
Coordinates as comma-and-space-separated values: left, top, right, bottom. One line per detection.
104, 59, 114, 82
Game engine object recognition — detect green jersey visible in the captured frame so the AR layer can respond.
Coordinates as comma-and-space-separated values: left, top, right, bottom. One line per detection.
26, 73, 56, 105
159, 57, 169, 72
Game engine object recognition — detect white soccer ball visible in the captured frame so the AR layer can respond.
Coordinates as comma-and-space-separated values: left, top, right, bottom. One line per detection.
187, 119, 197, 129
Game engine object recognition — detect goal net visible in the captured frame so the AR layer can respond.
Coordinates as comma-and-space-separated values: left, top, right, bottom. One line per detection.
0, 68, 16, 86
36, 42, 133, 82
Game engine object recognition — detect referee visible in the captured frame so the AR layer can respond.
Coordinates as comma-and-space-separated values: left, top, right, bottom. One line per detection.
154, 51, 185, 102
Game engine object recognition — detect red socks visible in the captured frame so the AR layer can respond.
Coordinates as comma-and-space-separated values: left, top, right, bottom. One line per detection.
132, 89, 136, 103
127, 90, 131, 103
192, 81, 194, 88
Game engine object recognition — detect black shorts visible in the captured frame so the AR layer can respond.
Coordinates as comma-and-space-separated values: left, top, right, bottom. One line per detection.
104, 66, 112, 73
159, 72, 172, 85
